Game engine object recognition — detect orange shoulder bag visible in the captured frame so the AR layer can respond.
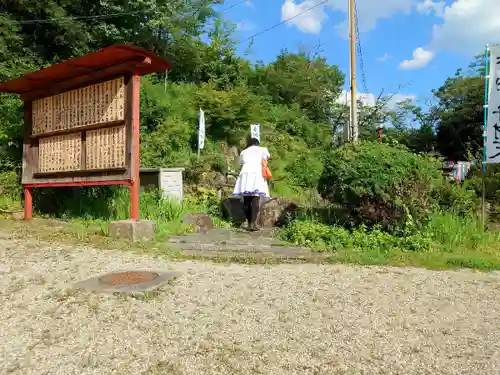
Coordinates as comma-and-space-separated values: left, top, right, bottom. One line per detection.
262, 159, 272, 180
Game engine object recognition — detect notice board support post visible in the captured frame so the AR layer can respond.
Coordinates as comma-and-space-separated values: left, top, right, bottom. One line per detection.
129, 73, 141, 221
23, 186, 32, 220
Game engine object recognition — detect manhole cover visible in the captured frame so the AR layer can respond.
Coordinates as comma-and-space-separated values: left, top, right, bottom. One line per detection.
75, 269, 182, 293
99, 271, 159, 286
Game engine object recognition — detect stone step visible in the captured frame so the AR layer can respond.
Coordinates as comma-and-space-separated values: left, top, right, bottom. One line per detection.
181, 249, 330, 261
170, 241, 311, 253
168, 237, 285, 247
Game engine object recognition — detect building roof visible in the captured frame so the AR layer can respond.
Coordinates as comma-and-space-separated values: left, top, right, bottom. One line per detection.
0, 44, 172, 96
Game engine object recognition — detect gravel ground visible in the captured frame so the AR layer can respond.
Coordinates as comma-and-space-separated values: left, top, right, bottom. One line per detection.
2, 233, 500, 375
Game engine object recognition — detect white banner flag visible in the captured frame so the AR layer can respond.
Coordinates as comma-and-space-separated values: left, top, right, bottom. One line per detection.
250, 124, 260, 142
486, 46, 500, 163
198, 108, 205, 151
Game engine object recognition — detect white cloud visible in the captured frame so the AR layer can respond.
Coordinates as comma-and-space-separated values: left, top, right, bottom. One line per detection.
416, 0, 445, 17
429, 0, 500, 55
236, 21, 256, 32
281, 0, 327, 34
399, 47, 435, 69
401, 0, 500, 70
281, 0, 415, 35
244, 0, 254, 7
377, 53, 392, 62
336, 91, 415, 110
386, 93, 417, 109
337, 91, 377, 107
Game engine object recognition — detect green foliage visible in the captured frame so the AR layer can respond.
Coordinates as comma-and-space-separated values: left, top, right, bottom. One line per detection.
250, 51, 345, 123
319, 141, 445, 230
32, 186, 229, 239
438, 181, 479, 217
285, 154, 324, 189
280, 210, 499, 260
466, 164, 500, 202
423, 211, 496, 252
0, 171, 21, 210
433, 66, 484, 161
279, 220, 431, 253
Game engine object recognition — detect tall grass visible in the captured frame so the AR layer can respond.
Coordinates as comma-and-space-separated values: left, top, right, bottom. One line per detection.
423, 211, 500, 252
33, 186, 229, 240
280, 210, 500, 270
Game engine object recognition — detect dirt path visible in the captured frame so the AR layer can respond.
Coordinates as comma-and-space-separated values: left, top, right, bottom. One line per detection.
1, 232, 500, 375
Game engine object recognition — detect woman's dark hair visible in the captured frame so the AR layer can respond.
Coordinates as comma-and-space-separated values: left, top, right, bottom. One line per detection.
246, 137, 260, 148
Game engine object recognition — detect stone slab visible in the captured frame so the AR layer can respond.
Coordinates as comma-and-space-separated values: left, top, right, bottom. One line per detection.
108, 220, 156, 242
181, 250, 329, 261
74, 269, 182, 294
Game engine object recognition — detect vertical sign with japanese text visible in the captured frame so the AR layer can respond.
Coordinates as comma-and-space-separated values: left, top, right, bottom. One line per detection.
250, 124, 260, 142
198, 108, 205, 152
487, 46, 500, 163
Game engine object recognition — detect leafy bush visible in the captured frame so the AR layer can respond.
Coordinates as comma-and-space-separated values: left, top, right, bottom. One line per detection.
0, 171, 20, 199
279, 220, 431, 252
318, 141, 445, 231
437, 181, 478, 217
285, 153, 324, 189
465, 164, 500, 214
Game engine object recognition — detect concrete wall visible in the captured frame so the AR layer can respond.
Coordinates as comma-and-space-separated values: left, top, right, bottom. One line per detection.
139, 168, 184, 202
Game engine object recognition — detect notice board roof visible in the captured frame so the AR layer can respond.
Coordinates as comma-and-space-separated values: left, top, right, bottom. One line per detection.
0, 44, 172, 96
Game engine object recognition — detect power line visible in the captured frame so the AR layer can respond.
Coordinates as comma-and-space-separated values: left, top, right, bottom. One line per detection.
17, 10, 145, 25
220, 0, 251, 11
241, 0, 328, 42
354, 0, 369, 94
16, 0, 250, 25
13, 0, 330, 52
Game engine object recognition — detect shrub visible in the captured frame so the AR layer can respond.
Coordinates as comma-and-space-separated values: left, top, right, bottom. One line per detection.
285, 153, 324, 189
279, 220, 431, 252
437, 181, 478, 217
318, 141, 445, 231
0, 171, 20, 199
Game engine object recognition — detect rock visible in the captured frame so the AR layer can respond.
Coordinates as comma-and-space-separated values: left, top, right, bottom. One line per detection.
226, 174, 237, 184
258, 197, 299, 228
221, 197, 246, 225
11, 211, 24, 221
182, 213, 213, 233
108, 220, 156, 242
229, 146, 239, 159
200, 171, 227, 187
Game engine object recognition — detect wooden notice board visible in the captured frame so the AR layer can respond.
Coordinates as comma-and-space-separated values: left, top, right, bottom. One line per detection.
22, 75, 135, 185
0, 44, 172, 220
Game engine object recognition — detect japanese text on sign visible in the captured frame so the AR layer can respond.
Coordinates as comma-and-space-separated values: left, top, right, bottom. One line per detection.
250, 124, 260, 142
487, 47, 500, 163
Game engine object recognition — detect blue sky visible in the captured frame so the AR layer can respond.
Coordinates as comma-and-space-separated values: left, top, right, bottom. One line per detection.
214, 0, 499, 108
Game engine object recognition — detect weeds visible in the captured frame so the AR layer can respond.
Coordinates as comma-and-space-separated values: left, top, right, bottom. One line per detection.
279, 211, 500, 270
24, 186, 230, 241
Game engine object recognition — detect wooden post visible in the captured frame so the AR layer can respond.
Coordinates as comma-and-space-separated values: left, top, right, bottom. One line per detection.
349, 0, 358, 142
130, 73, 141, 221
24, 187, 32, 220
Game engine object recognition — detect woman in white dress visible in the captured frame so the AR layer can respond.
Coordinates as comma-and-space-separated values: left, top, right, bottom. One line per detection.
232, 138, 270, 231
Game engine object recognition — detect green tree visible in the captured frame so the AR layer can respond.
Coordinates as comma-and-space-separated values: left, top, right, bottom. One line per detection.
249, 51, 345, 123
432, 53, 486, 161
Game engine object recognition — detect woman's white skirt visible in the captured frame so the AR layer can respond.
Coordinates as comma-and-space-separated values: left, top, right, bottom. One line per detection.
232, 172, 270, 197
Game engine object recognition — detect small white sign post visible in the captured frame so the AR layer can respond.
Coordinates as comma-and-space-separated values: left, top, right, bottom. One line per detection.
250, 124, 260, 142
198, 108, 205, 157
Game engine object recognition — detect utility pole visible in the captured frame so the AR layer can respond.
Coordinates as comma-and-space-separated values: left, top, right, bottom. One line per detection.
348, 0, 358, 142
